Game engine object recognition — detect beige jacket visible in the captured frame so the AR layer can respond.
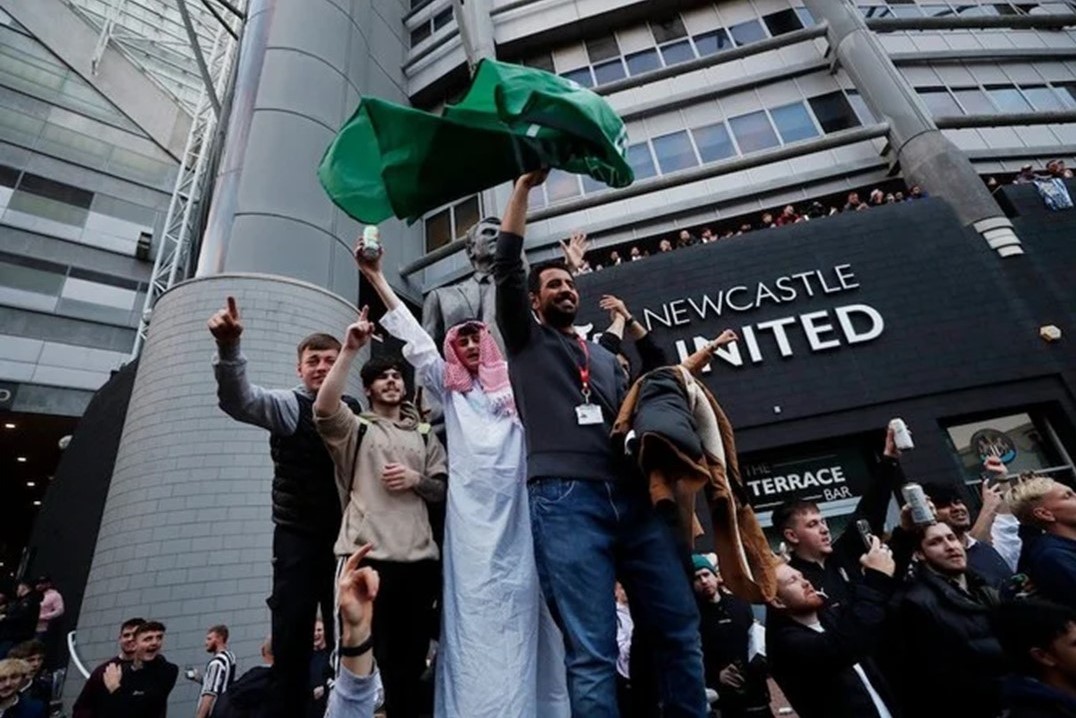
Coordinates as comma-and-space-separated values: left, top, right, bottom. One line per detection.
316, 401, 447, 562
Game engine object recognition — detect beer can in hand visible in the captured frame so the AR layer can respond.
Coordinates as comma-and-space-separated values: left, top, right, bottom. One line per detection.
359, 225, 381, 260
890, 418, 914, 451
902, 482, 934, 526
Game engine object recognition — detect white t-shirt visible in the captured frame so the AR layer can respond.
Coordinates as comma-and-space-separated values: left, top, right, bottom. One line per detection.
806, 622, 892, 718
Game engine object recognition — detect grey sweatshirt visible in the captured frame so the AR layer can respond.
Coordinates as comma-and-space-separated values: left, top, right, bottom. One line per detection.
493, 230, 626, 482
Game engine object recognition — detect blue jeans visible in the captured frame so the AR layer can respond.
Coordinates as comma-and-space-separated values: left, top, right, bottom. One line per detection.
529, 478, 707, 718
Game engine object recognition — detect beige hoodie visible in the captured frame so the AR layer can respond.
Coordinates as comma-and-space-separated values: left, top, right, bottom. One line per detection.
316, 401, 447, 562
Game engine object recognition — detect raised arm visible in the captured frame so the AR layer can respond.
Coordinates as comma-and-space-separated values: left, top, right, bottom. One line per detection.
970, 457, 1007, 544
494, 171, 548, 354
209, 296, 300, 434
314, 306, 374, 418
358, 243, 445, 396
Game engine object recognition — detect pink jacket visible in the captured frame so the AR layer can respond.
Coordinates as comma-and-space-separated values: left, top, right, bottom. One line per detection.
36, 588, 64, 633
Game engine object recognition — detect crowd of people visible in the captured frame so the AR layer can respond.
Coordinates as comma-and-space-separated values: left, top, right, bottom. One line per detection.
576, 158, 1074, 273
4, 167, 1076, 718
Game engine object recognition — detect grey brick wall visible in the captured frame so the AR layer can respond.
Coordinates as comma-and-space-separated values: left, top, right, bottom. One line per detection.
66, 274, 365, 715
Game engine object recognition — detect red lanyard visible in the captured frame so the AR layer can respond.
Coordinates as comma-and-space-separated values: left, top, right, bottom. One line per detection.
575, 336, 592, 402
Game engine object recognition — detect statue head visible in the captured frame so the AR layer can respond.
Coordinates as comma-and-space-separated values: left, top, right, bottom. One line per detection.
464, 216, 501, 274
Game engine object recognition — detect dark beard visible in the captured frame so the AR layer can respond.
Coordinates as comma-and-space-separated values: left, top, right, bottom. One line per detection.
542, 303, 576, 328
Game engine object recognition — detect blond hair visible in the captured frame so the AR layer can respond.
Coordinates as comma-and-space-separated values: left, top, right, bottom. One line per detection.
1005, 475, 1056, 525
0, 657, 30, 679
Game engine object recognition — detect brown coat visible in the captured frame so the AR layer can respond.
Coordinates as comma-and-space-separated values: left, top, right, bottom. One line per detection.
613, 348, 777, 603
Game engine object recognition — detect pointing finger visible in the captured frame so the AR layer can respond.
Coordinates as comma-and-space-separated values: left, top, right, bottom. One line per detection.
226, 296, 239, 319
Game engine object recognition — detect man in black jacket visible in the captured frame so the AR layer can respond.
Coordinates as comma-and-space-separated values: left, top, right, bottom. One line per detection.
995, 599, 1076, 718
209, 297, 361, 717
692, 555, 771, 718
889, 522, 1005, 718
766, 536, 897, 718
772, 426, 902, 610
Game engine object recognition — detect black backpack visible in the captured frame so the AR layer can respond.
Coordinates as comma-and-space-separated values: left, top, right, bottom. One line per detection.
209, 666, 272, 718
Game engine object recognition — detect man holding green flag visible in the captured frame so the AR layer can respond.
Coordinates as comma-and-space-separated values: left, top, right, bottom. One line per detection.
318, 59, 633, 224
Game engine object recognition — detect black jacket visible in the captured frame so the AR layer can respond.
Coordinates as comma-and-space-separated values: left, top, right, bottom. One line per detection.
767, 569, 897, 718
789, 456, 904, 611
0, 592, 42, 644
698, 594, 770, 716
268, 393, 361, 539
211, 665, 272, 718
889, 564, 1005, 718
1001, 675, 1076, 718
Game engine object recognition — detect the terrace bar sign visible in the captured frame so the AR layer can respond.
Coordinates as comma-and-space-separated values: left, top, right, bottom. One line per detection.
639, 264, 884, 369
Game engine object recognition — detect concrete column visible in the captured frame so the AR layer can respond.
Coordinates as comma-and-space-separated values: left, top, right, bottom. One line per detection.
196, 0, 426, 293
805, 0, 1021, 257
66, 275, 365, 717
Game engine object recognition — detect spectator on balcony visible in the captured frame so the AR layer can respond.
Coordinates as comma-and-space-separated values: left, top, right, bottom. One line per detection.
608, 250, 623, 266
737, 223, 753, 235
629, 246, 643, 262
885, 193, 896, 204
774, 205, 799, 227
805, 202, 826, 220
658, 239, 673, 253
894, 191, 905, 202
677, 229, 697, 248
843, 192, 862, 212
720, 229, 735, 240
1047, 159, 1073, 179
700, 228, 716, 244
759, 213, 775, 230
986, 177, 1000, 194
909, 184, 928, 199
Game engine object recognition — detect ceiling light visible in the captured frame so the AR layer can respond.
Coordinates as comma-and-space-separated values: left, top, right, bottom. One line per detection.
3, 423, 14, 429
32, 500, 41, 506
16, 457, 27, 463
26, 481, 35, 487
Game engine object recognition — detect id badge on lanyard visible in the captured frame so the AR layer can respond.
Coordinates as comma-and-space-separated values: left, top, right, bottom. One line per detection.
573, 336, 604, 426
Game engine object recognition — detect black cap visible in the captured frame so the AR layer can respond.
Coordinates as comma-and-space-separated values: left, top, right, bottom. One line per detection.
921, 483, 963, 507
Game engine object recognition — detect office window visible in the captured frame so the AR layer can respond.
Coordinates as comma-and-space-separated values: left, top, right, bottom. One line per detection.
410, 23, 431, 47
809, 92, 862, 133
693, 29, 733, 56
625, 49, 661, 76
593, 58, 626, 85
650, 16, 688, 44
889, 5, 924, 16
586, 36, 620, 64
953, 87, 995, 114
433, 7, 453, 30
546, 169, 582, 202
728, 19, 767, 46
729, 110, 780, 153
1055, 82, 1076, 109
845, 90, 877, 123
425, 209, 451, 252
659, 40, 695, 66
770, 101, 819, 143
627, 142, 657, 180
6, 172, 92, 228
919, 87, 963, 115
581, 173, 606, 194
454, 195, 479, 239
859, 6, 893, 18
795, 7, 816, 25
691, 122, 736, 163
1023, 85, 1065, 111
652, 131, 698, 174
561, 67, 594, 89
526, 53, 555, 72
987, 86, 1033, 112
0, 255, 64, 297
763, 9, 804, 36
921, 4, 954, 15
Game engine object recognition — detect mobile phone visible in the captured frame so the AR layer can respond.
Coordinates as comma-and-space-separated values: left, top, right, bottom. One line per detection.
184, 667, 197, 681
856, 519, 873, 551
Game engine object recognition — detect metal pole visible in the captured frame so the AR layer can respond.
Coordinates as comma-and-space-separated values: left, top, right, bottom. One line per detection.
198, 0, 239, 39
176, 0, 222, 118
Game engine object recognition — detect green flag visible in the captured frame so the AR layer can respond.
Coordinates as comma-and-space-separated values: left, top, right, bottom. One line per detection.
318, 59, 633, 224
